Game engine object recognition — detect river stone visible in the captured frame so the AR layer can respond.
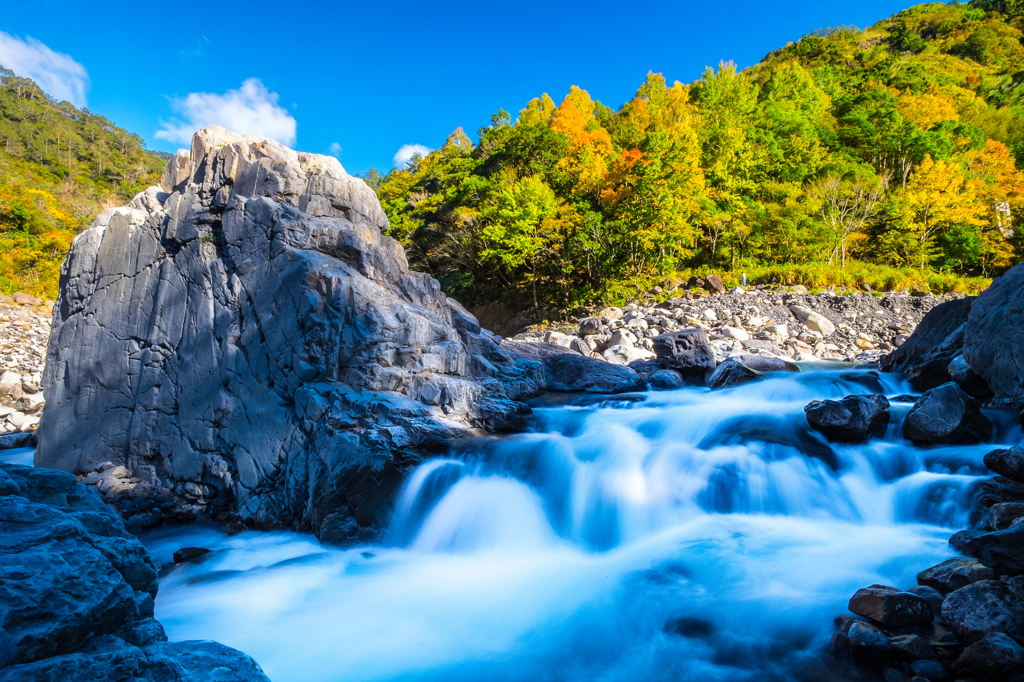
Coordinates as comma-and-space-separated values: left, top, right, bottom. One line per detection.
789, 304, 836, 337
888, 634, 934, 661
703, 275, 724, 293
948, 354, 993, 400
880, 297, 975, 391
38, 126, 540, 539
804, 394, 890, 443
649, 370, 685, 391
902, 382, 993, 445
985, 502, 1024, 531
907, 585, 945, 617
708, 355, 798, 390
984, 446, 1024, 483
952, 632, 1024, 681
941, 580, 1024, 644
652, 329, 716, 378
964, 262, 1024, 410
578, 317, 603, 337
501, 344, 645, 394
848, 584, 934, 628
917, 557, 994, 595
847, 622, 891, 665
964, 526, 1024, 576
909, 659, 945, 681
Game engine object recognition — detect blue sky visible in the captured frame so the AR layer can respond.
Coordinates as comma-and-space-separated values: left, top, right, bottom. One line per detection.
2, 0, 919, 175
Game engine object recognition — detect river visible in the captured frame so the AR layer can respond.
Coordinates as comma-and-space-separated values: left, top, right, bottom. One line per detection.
136, 367, 1019, 682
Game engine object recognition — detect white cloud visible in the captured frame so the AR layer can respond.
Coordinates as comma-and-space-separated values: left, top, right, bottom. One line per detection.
0, 31, 89, 107
394, 143, 431, 168
155, 78, 297, 147
329, 142, 342, 158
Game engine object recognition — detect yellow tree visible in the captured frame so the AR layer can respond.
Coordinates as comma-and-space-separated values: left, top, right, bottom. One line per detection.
517, 94, 556, 126
965, 139, 1024, 272
900, 155, 987, 267
549, 86, 614, 195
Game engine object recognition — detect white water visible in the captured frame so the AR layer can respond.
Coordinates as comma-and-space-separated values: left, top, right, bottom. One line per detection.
141, 369, 1021, 682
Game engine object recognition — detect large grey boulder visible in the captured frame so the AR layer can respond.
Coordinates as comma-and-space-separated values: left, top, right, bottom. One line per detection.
902, 382, 993, 445
707, 355, 798, 390
941, 580, 1024, 645
880, 297, 975, 391
0, 462, 269, 680
964, 263, 1024, 410
38, 127, 539, 539
501, 341, 645, 394
652, 329, 716, 380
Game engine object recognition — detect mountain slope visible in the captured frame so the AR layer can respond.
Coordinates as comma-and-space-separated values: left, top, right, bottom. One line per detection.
0, 67, 166, 299
372, 1, 1024, 312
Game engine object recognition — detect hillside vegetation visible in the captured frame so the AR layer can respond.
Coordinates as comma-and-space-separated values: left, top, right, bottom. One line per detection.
371, 0, 1024, 312
0, 67, 166, 299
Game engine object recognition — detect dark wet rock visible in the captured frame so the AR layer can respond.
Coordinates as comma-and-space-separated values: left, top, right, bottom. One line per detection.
889, 395, 919, 403
908, 659, 945, 681
917, 557, 994, 595
964, 262, 1024, 410
805, 394, 890, 443
952, 632, 1024, 681
38, 127, 540, 541
830, 631, 850, 657
649, 370, 685, 391
0, 462, 266, 679
172, 547, 211, 564
708, 355, 798, 390
984, 447, 1024, 483
0, 431, 35, 450
880, 298, 974, 391
964, 526, 1024, 576
948, 354, 994, 401
985, 502, 1024, 531
907, 586, 945, 616
848, 621, 891, 665
949, 530, 984, 554
652, 329, 716, 379
889, 634, 934, 661
941, 580, 1024, 644
849, 584, 934, 628
537, 353, 646, 394
902, 383, 993, 445
841, 371, 885, 393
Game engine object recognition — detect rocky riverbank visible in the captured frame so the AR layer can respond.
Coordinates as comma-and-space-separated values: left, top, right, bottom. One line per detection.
0, 293, 52, 442
0, 461, 270, 680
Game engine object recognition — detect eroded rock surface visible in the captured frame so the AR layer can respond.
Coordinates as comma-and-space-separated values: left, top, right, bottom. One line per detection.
38, 127, 540, 539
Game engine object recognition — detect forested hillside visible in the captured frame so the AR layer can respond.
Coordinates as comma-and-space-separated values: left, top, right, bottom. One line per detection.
0, 67, 166, 298
372, 0, 1024, 312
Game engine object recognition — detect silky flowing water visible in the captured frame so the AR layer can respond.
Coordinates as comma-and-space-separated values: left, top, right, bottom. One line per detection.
138, 368, 1021, 682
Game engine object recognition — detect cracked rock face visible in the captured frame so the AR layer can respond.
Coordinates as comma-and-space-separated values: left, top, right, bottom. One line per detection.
37, 126, 538, 540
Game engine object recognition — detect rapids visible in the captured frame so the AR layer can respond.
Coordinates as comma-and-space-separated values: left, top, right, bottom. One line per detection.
141, 368, 1021, 682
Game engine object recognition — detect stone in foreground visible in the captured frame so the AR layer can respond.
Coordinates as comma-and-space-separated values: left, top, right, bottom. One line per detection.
916, 557, 993, 595
804, 394, 890, 443
848, 584, 933, 628
984, 446, 1024, 483
708, 355, 797, 390
952, 632, 1024, 682
652, 329, 716, 380
941, 580, 1024, 645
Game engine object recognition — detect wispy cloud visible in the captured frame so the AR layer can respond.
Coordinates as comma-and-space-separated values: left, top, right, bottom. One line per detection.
329, 142, 342, 158
393, 143, 431, 168
155, 78, 297, 147
0, 31, 89, 107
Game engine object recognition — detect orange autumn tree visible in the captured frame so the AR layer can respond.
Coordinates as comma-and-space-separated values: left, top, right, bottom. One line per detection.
965, 139, 1024, 273
549, 86, 614, 195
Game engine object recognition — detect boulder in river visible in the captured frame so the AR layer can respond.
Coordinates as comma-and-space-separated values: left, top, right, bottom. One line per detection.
789, 304, 836, 337
916, 557, 993, 595
38, 126, 540, 539
941, 580, 1024, 645
948, 354, 994, 401
652, 329, 716, 380
804, 394, 890, 443
502, 342, 645, 394
964, 262, 1024, 410
708, 355, 798, 390
984, 502, 1024, 531
848, 584, 934, 628
847, 622, 891, 665
964, 525, 1024, 576
984, 446, 1024, 483
902, 382, 993, 445
879, 297, 975, 391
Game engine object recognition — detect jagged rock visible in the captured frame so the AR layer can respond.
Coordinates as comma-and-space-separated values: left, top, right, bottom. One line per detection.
902, 382, 993, 445
0, 462, 267, 680
789, 305, 836, 337
917, 557, 994, 595
38, 127, 539, 539
804, 394, 890, 443
708, 355, 798, 390
964, 526, 1024, 576
703, 275, 724, 293
984, 446, 1024, 483
652, 329, 716, 379
848, 584, 934, 628
848, 622, 891, 665
880, 298, 975, 391
941, 580, 1024, 645
952, 632, 1024, 682
964, 262, 1024, 410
